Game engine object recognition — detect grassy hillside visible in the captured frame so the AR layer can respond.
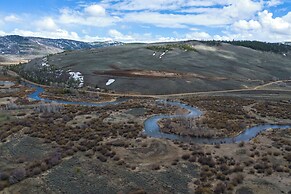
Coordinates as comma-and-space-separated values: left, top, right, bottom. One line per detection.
21, 41, 291, 94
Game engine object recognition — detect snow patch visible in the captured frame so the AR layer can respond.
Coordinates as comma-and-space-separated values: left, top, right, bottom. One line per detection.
69, 71, 84, 87
41, 57, 50, 67
159, 50, 169, 59
106, 79, 115, 86
41, 63, 49, 67
159, 52, 166, 59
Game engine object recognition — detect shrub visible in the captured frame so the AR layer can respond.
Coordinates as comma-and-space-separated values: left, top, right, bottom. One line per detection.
285, 146, 291, 152
0, 172, 9, 180
198, 156, 216, 167
284, 153, 291, 162
249, 169, 255, 174
48, 153, 62, 167
266, 168, 273, 175
214, 181, 226, 194
65, 149, 75, 156
117, 160, 125, 166
214, 144, 221, 149
113, 156, 120, 161
216, 173, 226, 181
151, 164, 160, 170
78, 146, 87, 152
254, 162, 269, 171
227, 183, 234, 191
236, 149, 247, 155
231, 174, 244, 186
128, 189, 146, 194
85, 150, 94, 158
273, 165, 284, 172
243, 159, 254, 167
238, 141, 245, 147
189, 156, 196, 162
97, 155, 107, 162
0, 181, 9, 191
182, 154, 190, 160
40, 162, 48, 171
195, 186, 212, 194
32, 167, 42, 175
254, 151, 260, 156
232, 165, 244, 172
220, 164, 230, 174
9, 168, 26, 184
261, 156, 269, 162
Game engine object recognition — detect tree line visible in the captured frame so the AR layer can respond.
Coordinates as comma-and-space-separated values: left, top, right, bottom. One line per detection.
200, 40, 291, 54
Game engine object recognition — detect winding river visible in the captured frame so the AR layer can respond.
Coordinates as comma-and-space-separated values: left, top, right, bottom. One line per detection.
25, 83, 291, 144
26, 83, 127, 106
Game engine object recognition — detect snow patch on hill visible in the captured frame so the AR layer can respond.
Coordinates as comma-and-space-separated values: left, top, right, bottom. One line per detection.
69, 71, 84, 87
106, 79, 115, 86
41, 57, 50, 67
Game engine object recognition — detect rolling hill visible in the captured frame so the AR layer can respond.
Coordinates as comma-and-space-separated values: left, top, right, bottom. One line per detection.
18, 40, 291, 95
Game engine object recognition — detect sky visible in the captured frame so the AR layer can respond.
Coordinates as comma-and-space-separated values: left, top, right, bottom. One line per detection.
0, 0, 290, 42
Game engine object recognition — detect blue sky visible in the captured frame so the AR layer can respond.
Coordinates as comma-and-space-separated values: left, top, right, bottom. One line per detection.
0, 0, 290, 42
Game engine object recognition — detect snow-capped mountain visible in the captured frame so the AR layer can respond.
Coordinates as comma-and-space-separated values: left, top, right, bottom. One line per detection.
0, 35, 122, 56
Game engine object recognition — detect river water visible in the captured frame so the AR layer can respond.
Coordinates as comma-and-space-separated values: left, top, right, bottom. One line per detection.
25, 82, 291, 144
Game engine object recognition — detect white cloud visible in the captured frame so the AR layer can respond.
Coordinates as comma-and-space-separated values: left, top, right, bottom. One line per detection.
58, 6, 118, 27
108, 29, 123, 37
259, 10, 290, 34
121, 0, 263, 28
233, 20, 261, 31
107, 29, 187, 43
11, 28, 81, 40
124, 12, 231, 28
83, 35, 112, 42
0, 0, 290, 42
84, 4, 106, 16
108, 29, 134, 41
4, 15, 22, 23
190, 27, 199, 31
221, 0, 263, 20
0, 30, 7, 36
106, 0, 230, 11
283, 12, 291, 23
266, 0, 282, 7
230, 10, 291, 41
35, 17, 58, 31
185, 32, 212, 40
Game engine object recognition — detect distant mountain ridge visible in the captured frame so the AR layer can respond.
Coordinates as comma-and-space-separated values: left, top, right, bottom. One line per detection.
0, 35, 122, 56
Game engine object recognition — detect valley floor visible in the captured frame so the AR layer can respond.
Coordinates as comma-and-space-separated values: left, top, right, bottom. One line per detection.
0, 71, 290, 194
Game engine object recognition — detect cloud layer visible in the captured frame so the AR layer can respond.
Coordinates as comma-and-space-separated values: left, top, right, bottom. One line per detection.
0, 0, 290, 42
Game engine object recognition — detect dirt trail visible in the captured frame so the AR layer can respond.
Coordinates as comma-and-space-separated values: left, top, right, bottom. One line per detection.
253, 80, 289, 90
7, 70, 291, 99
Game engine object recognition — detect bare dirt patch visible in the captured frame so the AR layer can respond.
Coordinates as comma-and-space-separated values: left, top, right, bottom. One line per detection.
112, 138, 182, 170
94, 69, 226, 80
0, 97, 17, 106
